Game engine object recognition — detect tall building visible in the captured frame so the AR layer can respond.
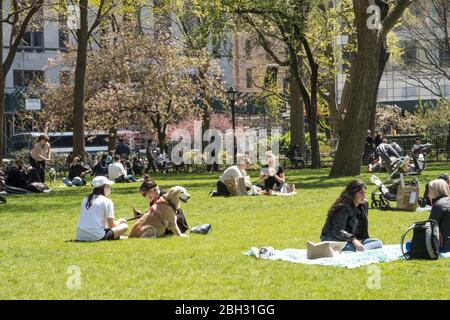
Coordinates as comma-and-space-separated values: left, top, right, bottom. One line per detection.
2, 4, 66, 153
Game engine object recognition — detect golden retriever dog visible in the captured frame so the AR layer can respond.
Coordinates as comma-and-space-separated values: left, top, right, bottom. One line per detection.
128, 186, 190, 238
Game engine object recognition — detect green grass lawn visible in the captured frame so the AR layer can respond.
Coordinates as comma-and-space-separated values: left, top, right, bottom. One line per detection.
1, 164, 449, 300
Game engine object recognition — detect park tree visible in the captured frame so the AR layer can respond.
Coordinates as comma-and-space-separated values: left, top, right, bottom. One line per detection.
401, 0, 450, 97
329, 0, 414, 177
69, 0, 118, 158
228, 0, 324, 168
36, 18, 224, 152
0, 0, 44, 162
155, 0, 229, 147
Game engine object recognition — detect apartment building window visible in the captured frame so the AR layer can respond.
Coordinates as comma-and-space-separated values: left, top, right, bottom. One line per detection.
246, 69, 253, 88
402, 41, 417, 64
59, 14, 69, 49
20, 30, 44, 51
19, 9, 44, 52
13, 70, 45, 88
245, 39, 252, 60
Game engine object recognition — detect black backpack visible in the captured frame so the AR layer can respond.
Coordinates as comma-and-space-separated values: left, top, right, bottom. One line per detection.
401, 219, 440, 260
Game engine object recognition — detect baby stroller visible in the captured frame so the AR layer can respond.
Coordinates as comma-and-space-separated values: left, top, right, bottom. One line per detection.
370, 143, 422, 210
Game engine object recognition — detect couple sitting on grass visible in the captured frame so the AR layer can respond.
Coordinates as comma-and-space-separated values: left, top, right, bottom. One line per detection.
322, 179, 450, 252
212, 153, 294, 196
75, 175, 188, 242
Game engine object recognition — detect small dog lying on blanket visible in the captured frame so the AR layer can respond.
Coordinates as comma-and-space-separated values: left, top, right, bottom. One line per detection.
128, 186, 190, 238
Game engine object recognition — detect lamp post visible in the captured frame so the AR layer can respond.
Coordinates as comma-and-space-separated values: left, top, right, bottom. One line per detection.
227, 87, 238, 164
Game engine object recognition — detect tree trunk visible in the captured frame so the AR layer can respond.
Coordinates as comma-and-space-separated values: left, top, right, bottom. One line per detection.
330, 1, 392, 177
289, 66, 305, 153
0, 5, 4, 163
108, 128, 117, 151
202, 109, 211, 150
0, 79, 5, 164
72, 0, 89, 157
307, 62, 321, 169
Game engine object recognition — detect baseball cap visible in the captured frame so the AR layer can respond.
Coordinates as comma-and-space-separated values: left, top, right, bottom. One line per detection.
437, 173, 449, 182
92, 176, 115, 188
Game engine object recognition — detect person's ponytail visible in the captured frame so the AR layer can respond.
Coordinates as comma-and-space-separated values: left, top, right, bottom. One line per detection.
86, 185, 106, 209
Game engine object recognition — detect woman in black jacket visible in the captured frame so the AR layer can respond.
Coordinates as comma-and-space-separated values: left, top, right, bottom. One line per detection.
428, 179, 450, 252
320, 180, 383, 252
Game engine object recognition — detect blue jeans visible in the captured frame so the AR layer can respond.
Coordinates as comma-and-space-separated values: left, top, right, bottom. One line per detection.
126, 175, 138, 182
342, 238, 383, 252
63, 177, 85, 187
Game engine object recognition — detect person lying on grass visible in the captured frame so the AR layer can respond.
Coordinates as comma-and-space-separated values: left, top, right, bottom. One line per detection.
428, 179, 450, 253
135, 175, 189, 235
320, 180, 383, 252
76, 176, 128, 242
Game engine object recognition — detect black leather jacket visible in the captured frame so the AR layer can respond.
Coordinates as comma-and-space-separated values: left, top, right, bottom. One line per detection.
320, 202, 370, 242
429, 196, 450, 251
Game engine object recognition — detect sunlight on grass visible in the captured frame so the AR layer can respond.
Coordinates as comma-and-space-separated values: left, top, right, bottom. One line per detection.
0, 164, 449, 299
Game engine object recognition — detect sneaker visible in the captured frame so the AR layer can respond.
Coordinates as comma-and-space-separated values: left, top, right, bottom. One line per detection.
190, 224, 212, 235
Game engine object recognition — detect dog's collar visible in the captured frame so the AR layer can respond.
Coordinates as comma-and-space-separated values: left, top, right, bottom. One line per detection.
160, 195, 178, 213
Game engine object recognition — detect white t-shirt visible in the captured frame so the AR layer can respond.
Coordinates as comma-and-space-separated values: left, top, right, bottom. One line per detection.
108, 162, 127, 181
76, 195, 114, 241
220, 165, 244, 182
220, 165, 252, 187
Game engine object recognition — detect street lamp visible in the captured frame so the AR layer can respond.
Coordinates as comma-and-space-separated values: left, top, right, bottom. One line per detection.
227, 86, 238, 164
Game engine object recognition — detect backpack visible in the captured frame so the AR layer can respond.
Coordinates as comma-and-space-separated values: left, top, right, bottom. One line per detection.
401, 219, 440, 260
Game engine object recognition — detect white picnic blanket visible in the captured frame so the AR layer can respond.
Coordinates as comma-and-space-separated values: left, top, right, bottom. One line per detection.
244, 245, 450, 269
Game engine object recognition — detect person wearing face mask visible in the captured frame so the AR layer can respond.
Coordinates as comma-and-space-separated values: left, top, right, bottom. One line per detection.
76, 176, 128, 241
320, 180, 383, 252
137, 175, 189, 235
29, 134, 51, 183
428, 179, 450, 252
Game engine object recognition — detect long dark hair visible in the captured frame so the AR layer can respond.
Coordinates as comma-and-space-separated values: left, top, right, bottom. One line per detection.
139, 174, 157, 193
86, 185, 107, 209
328, 180, 367, 217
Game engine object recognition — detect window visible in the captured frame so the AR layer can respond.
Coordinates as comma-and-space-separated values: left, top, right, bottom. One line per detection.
20, 31, 44, 51
13, 70, 45, 88
406, 87, 417, 97
59, 15, 69, 49
246, 69, 253, 88
19, 8, 44, 51
245, 39, 252, 60
402, 41, 417, 64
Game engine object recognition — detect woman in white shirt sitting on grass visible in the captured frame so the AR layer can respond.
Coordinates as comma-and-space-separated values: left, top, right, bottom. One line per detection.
76, 176, 128, 241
